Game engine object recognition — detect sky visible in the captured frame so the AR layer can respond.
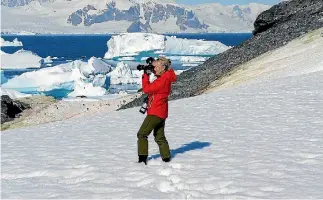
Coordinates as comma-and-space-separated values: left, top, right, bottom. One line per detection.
175, 0, 282, 5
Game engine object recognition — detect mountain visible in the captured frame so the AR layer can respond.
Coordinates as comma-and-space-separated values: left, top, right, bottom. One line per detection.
0, 0, 271, 34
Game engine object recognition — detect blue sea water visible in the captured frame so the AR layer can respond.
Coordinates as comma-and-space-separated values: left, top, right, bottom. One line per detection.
1, 33, 252, 99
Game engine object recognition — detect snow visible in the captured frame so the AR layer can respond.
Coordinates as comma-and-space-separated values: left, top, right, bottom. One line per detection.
0, 37, 23, 46
1, 30, 323, 199
0, 88, 32, 99
104, 33, 230, 59
1, 49, 45, 69
206, 28, 323, 93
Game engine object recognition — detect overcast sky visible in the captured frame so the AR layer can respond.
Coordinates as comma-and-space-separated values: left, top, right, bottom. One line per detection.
175, 0, 282, 5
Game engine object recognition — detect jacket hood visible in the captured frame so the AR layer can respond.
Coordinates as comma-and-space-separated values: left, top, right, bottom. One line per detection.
163, 69, 177, 83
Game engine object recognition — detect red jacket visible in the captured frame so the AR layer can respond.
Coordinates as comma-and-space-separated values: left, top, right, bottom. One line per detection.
142, 69, 177, 119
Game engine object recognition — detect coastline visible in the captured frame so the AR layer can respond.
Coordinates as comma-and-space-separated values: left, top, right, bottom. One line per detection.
1, 93, 141, 131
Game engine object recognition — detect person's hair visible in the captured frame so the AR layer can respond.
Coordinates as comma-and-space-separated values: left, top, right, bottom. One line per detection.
157, 56, 171, 70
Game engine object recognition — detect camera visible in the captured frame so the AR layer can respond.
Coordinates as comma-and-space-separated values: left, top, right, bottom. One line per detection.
139, 96, 149, 114
137, 57, 155, 72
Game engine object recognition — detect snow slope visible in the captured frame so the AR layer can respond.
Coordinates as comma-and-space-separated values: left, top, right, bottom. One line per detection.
205, 28, 323, 93
1, 30, 323, 198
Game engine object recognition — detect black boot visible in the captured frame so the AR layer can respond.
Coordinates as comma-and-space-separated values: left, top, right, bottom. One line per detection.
162, 157, 171, 162
138, 155, 148, 165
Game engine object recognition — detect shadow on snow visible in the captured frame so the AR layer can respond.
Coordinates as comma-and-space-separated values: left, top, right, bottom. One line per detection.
148, 141, 212, 160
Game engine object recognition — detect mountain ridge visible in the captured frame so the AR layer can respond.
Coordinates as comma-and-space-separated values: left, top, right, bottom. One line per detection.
1, 0, 271, 34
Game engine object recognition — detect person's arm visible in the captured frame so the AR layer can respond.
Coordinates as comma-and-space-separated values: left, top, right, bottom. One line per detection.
142, 74, 166, 94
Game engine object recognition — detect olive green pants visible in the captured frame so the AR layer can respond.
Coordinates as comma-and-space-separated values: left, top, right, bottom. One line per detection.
137, 115, 171, 159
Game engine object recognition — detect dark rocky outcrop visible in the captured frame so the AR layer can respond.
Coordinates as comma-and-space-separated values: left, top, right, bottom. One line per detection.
253, 0, 322, 35
119, 0, 323, 110
1, 95, 30, 124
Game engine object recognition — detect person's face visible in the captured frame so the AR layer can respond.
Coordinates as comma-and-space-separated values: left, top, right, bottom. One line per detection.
152, 60, 165, 76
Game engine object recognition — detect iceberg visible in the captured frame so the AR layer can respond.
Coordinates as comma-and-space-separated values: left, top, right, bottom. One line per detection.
167, 56, 208, 62
2, 57, 113, 96
0, 38, 23, 47
0, 88, 32, 99
68, 80, 107, 97
104, 33, 165, 59
2, 61, 82, 90
165, 36, 230, 55
87, 57, 112, 76
1, 57, 143, 97
108, 62, 142, 85
104, 33, 230, 59
1, 49, 45, 69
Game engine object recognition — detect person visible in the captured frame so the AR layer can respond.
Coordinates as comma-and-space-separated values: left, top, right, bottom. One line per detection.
137, 56, 177, 165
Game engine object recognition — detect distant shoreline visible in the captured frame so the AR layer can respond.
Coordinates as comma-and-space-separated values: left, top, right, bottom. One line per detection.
1, 32, 253, 36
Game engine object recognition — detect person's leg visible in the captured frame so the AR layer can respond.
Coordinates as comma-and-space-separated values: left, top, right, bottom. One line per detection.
137, 115, 164, 161
153, 119, 171, 161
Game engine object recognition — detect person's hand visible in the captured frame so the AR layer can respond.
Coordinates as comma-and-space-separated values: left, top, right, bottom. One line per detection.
144, 69, 153, 75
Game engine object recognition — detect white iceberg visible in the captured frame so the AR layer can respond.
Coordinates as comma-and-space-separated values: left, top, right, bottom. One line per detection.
2, 61, 82, 90
0, 88, 31, 99
1, 49, 44, 69
44, 56, 53, 63
165, 36, 230, 55
108, 62, 141, 84
104, 33, 165, 59
1, 57, 143, 97
0, 38, 23, 47
2, 57, 112, 96
167, 56, 208, 62
104, 33, 230, 59
87, 57, 113, 76
68, 80, 107, 97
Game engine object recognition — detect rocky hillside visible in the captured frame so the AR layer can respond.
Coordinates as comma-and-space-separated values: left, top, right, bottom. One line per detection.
120, 0, 323, 110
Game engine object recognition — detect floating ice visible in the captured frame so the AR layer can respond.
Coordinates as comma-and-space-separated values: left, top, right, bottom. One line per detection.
2, 58, 141, 97
1, 49, 45, 69
104, 33, 230, 59
104, 33, 165, 59
0, 88, 32, 99
108, 62, 141, 84
0, 38, 23, 47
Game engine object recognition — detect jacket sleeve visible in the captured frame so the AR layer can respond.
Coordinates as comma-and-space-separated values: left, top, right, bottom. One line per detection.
142, 74, 166, 94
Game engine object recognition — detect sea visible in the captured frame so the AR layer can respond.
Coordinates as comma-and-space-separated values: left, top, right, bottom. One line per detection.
1, 33, 252, 99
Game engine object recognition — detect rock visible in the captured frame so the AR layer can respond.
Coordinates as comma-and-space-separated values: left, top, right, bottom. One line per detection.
253, 0, 322, 35
76, 95, 87, 98
119, 0, 323, 111
1, 95, 30, 124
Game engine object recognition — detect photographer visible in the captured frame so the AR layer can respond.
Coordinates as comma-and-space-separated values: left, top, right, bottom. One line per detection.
137, 56, 177, 165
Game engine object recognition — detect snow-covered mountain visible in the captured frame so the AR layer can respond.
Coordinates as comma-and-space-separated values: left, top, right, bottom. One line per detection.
0, 0, 271, 34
